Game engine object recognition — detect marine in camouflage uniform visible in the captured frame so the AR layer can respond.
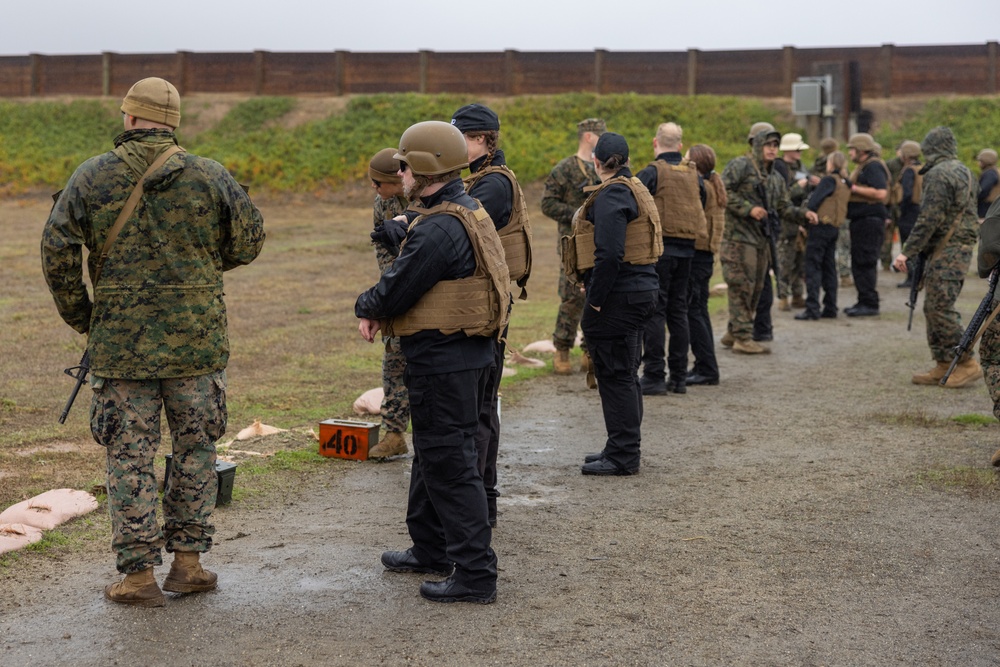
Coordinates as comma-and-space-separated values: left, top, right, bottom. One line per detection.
893, 126, 980, 387
720, 128, 814, 353
974, 199, 1000, 463
40, 78, 265, 606
370, 169, 411, 440
774, 143, 810, 306
541, 119, 604, 367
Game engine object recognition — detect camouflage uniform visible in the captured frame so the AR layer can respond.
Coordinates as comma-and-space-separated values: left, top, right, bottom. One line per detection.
372, 193, 410, 434
541, 155, 599, 350
776, 157, 807, 301
41, 128, 265, 574
720, 130, 808, 341
978, 200, 1000, 417
900, 127, 978, 362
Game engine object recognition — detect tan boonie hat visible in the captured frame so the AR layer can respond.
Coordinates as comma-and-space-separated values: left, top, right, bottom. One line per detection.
577, 118, 607, 135
368, 148, 402, 184
121, 77, 181, 128
779, 133, 810, 152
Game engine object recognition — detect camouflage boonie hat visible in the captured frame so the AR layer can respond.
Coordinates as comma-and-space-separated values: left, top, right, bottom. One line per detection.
577, 118, 607, 135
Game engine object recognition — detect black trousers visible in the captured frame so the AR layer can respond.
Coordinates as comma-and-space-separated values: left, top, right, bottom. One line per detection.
474, 338, 503, 523
804, 223, 839, 316
849, 215, 884, 309
582, 289, 658, 472
687, 250, 719, 380
753, 264, 774, 339
405, 366, 497, 590
641, 253, 691, 381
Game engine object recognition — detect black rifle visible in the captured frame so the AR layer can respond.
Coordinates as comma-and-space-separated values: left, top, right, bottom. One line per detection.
940, 267, 1000, 385
905, 254, 926, 332
754, 182, 781, 278
58, 350, 90, 424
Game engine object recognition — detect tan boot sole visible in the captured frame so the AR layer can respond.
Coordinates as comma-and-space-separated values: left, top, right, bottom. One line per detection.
104, 584, 165, 607
162, 578, 217, 593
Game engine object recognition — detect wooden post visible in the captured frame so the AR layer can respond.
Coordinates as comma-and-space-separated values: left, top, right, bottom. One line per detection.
988, 41, 998, 95
782, 46, 795, 94
687, 49, 699, 96
335, 50, 348, 96
176, 51, 190, 94
504, 50, 518, 96
880, 43, 894, 98
419, 50, 431, 94
102, 52, 113, 97
253, 50, 266, 95
594, 49, 606, 94
29, 53, 41, 96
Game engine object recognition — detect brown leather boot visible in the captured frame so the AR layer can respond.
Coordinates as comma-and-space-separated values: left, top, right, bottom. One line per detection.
777, 297, 790, 311
162, 552, 217, 593
720, 331, 734, 348
911, 361, 950, 385
579, 352, 593, 374
943, 358, 982, 389
368, 431, 407, 459
791, 295, 807, 309
991, 448, 1000, 467
553, 349, 572, 375
104, 567, 165, 607
732, 338, 770, 355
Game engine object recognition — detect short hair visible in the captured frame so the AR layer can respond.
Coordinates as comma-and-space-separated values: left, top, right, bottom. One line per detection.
655, 122, 683, 149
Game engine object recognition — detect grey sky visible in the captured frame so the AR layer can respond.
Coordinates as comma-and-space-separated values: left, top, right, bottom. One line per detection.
3, 0, 998, 56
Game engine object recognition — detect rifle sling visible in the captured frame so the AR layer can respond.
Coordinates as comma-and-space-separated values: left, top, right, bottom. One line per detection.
92, 145, 185, 286
967, 299, 1000, 354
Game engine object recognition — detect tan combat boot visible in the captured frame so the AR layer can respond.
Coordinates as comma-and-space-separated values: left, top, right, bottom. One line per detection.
777, 297, 790, 311
840, 275, 853, 287
553, 349, 572, 375
579, 352, 593, 374
720, 331, 734, 348
368, 431, 408, 459
104, 567, 165, 607
991, 447, 1000, 467
943, 358, 982, 389
162, 552, 217, 593
732, 338, 770, 355
791, 295, 807, 309
911, 361, 950, 385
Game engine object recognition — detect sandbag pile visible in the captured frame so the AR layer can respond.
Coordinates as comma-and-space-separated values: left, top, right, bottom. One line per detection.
0, 488, 99, 554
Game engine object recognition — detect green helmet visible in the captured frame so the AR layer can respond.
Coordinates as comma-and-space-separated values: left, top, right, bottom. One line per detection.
847, 133, 878, 153
394, 121, 470, 176
747, 121, 775, 142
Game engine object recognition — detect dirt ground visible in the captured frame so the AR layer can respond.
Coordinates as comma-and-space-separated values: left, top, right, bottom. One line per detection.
4, 192, 1000, 666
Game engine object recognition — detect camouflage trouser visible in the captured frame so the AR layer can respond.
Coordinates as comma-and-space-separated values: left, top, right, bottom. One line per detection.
880, 215, 898, 269
776, 233, 805, 299
923, 244, 974, 361
381, 335, 410, 433
90, 372, 225, 574
720, 239, 769, 340
836, 224, 852, 277
553, 226, 586, 351
979, 298, 1000, 419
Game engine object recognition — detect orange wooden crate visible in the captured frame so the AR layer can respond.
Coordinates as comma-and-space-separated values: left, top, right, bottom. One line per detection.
318, 419, 380, 461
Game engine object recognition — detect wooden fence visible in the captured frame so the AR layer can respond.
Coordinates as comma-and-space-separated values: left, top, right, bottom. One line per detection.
0, 43, 997, 99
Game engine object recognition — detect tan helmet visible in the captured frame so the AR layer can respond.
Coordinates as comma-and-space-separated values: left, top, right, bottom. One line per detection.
978, 148, 998, 167
847, 133, 878, 153
899, 140, 921, 160
748, 121, 775, 142
393, 121, 470, 176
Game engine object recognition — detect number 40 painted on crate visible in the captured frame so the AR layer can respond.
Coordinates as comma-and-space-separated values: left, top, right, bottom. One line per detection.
318, 419, 380, 461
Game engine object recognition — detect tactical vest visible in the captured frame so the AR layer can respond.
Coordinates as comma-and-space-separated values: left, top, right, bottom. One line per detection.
816, 175, 851, 227
649, 159, 707, 240
696, 175, 725, 254
463, 164, 533, 299
903, 164, 923, 205
385, 202, 511, 340
561, 176, 663, 280
987, 166, 1000, 205
848, 156, 891, 203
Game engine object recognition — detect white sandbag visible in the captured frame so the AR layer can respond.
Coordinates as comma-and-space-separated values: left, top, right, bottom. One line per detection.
236, 419, 286, 440
501, 366, 517, 378
0, 489, 99, 531
0, 523, 44, 555
710, 282, 728, 297
353, 388, 383, 416
508, 350, 546, 367
522, 340, 556, 354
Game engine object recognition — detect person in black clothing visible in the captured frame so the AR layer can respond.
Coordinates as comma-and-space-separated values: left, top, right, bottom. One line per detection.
796, 151, 850, 320
356, 120, 504, 604
635, 122, 705, 395
844, 133, 890, 317
577, 133, 659, 476
451, 103, 516, 528
895, 140, 923, 289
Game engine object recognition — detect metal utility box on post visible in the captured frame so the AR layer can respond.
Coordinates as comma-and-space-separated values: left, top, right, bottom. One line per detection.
792, 75, 834, 144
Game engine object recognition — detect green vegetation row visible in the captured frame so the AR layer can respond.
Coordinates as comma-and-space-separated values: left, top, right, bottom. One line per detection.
1, 92, 996, 194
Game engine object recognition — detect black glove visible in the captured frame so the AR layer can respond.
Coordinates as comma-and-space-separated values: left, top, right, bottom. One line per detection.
370, 218, 407, 251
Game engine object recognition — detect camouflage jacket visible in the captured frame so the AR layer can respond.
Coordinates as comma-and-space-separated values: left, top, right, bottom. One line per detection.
541, 154, 599, 236
372, 193, 408, 272
41, 129, 265, 379
902, 127, 978, 260
721, 130, 807, 247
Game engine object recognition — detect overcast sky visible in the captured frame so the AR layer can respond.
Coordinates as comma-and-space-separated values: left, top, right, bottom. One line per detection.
2, 1, 998, 55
